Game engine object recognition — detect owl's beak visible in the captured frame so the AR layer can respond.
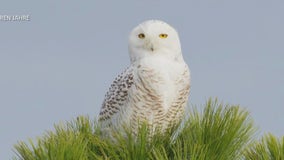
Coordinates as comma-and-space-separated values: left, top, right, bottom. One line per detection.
150, 45, 154, 51
145, 39, 155, 52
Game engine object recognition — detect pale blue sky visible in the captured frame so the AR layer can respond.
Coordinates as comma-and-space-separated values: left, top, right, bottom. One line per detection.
1, 0, 284, 159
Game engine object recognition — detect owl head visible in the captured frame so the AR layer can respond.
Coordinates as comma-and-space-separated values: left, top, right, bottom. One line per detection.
128, 20, 183, 63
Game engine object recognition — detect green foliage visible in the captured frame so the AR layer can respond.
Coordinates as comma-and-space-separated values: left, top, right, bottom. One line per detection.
12, 99, 280, 160
14, 117, 92, 160
150, 99, 256, 160
244, 134, 284, 160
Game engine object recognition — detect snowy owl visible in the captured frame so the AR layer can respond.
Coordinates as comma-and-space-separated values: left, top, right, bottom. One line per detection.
98, 20, 190, 135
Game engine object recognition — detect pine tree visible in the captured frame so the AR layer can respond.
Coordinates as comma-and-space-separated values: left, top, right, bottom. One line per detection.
13, 99, 284, 160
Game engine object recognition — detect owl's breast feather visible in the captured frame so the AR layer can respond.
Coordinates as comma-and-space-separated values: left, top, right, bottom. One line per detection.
133, 56, 189, 111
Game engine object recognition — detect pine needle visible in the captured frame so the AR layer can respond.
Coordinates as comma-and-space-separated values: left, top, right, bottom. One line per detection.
14, 99, 282, 160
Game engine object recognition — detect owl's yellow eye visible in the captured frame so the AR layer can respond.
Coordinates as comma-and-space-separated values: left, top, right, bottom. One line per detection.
138, 33, 145, 39
159, 33, 168, 39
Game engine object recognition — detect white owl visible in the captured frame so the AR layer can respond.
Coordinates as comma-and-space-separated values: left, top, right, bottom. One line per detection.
99, 20, 190, 135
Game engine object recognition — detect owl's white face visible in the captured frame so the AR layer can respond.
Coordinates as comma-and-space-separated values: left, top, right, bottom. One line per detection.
128, 20, 182, 63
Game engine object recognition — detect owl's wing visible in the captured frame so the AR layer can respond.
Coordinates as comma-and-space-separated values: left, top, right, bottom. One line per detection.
98, 67, 134, 128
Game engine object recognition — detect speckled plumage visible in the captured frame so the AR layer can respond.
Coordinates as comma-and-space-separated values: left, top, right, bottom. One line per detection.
98, 20, 190, 135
